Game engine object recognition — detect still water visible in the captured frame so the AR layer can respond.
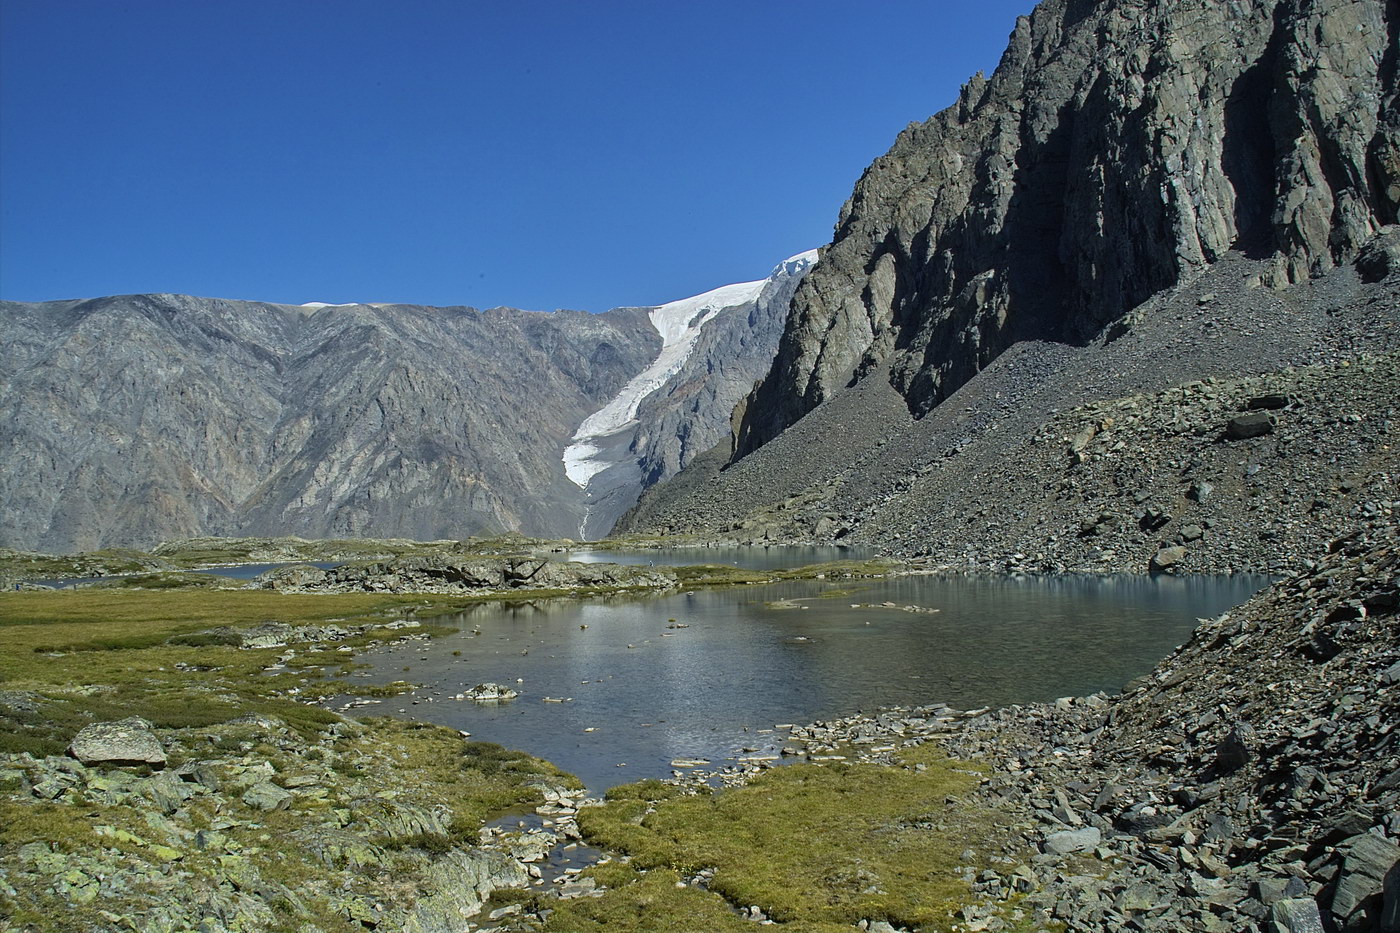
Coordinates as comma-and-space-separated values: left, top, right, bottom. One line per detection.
544, 545, 875, 571
348, 571, 1268, 790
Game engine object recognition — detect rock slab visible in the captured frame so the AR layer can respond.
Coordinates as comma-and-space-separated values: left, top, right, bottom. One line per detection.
68, 718, 166, 768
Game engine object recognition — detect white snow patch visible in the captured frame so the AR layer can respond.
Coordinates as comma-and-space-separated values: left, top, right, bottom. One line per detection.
563, 249, 818, 489
300, 301, 361, 308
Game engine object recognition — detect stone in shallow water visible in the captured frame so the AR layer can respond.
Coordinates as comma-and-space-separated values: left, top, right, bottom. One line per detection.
68, 717, 165, 768
462, 683, 519, 702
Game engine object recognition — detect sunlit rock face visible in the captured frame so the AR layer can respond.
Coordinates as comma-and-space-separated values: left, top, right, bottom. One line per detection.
564, 250, 817, 539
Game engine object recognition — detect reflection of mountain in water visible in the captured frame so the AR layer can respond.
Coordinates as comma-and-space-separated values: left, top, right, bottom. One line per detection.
357, 564, 1268, 789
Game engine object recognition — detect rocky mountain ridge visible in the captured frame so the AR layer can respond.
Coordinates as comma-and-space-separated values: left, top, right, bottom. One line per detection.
732, 0, 1398, 456
0, 255, 809, 552
623, 0, 1400, 578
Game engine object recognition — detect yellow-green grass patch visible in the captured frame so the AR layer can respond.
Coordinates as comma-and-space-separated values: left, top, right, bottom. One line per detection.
571, 746, 1004, 930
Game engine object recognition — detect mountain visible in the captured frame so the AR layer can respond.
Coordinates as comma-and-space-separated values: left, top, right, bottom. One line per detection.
0, 253, 812, 552
619, 0, 1400, 576
565, 250, 816, 538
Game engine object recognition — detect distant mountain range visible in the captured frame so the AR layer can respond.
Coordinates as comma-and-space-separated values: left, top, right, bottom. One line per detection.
0, 253, 813, 551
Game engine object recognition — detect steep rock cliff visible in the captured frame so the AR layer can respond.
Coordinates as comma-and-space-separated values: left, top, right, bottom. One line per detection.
735, 0, 1399, 455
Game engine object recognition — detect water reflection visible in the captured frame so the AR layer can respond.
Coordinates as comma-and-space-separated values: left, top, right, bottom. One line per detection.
353, 572, 1269, 790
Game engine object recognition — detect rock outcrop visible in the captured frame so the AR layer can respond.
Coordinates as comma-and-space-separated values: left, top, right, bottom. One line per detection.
733, 0, 1399, 456
67, 718, 166, 768
623, 0, 1400, 577
3, 714, 567, 932
620, 249, 1400, 574
257, 555, 676, 595
565, 252, 815, 539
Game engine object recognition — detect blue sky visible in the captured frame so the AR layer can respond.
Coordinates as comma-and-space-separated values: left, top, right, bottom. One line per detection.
1, 1, 1038, 311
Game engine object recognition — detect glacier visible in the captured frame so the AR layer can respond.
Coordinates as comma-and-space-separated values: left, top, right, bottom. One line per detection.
564, 249, 818, 491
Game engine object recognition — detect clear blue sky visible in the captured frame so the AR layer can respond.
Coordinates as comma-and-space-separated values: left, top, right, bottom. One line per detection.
1, 0, 1038, 311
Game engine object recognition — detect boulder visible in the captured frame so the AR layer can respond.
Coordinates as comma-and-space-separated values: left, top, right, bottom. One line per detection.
462, 683, 519, 702
1246, 393, 1292, 411
1356, 227, 1400, 283
1272, 898, 1325, 933
1216, 722, 1257, 773
1042, 827, 1101, 855
241, 782, 293, 812
1383, 857, 1400, 932
68, 718, 166, 768
1331, 833, 1400, 926
1225, 412, 1275, 440
1149, 546, 1188, 574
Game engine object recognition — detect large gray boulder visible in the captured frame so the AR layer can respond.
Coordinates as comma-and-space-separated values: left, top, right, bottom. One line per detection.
1331, 833, 1400, 929
394, 848, 529, 933
68, 717, 166, 768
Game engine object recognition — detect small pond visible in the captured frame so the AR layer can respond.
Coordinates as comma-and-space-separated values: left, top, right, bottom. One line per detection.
345, 569, 1269, 791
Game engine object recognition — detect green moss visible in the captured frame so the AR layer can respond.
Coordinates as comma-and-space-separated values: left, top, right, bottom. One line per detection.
533, 865, 761, 932
573, 749, 1002, 930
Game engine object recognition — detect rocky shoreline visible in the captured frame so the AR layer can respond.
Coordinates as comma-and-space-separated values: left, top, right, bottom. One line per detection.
255, 554, 677, 596
4, 513, 1398, 933
545, 524, 1397, 933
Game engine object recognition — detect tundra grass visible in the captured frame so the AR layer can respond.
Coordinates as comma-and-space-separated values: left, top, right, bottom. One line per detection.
0, 588, 475, 757
524, 744, 1007, 932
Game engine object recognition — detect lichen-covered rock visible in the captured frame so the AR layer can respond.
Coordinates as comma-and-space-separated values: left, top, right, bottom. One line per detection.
241, 781, 292, 812
68, 717, 166, 768
391, 848, 530, 933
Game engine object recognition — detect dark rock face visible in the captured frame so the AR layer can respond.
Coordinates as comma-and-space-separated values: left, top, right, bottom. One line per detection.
0, 295, 660, 551
734, 0, 1399, 457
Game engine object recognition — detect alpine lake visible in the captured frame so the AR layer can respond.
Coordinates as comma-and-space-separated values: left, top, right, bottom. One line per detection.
331, 547, 1269, 791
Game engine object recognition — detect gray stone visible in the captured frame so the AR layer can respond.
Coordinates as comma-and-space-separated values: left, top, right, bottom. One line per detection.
68, 718, 165, 768
1216, 722, 1257, 773
1226, 412, 1276, 440
1187, 481, 1215, 503
1043, 827, 1101, 855
1272, 898, 1325, 933
1332, 833, 1400, 922
462, 682, 519, 702
391, 848, 530, 930
241, 781, 293, 812
1150, 546, 1188, 574
1383, 857, 1400, 932
1356, 227, 1400, 283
